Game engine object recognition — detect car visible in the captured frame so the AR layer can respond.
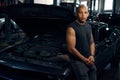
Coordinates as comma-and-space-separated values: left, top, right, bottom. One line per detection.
0, 3, 120, 80
0, 4, 76, 80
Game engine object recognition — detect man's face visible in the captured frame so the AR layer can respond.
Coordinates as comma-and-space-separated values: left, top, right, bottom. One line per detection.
77, 6, 89, 23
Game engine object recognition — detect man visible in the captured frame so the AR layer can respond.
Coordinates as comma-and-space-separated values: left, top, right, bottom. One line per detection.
66, 5, 97, 80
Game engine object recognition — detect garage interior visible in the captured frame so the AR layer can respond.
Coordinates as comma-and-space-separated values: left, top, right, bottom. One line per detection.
0, 0, 120, 80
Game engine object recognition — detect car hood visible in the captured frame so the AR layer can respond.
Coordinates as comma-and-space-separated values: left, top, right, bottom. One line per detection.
0, 4, 75, 75
1, 4, 76, 38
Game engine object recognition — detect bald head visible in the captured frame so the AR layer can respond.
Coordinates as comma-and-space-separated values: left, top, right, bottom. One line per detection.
76, 5, 88, 13
76, 5, 89, 24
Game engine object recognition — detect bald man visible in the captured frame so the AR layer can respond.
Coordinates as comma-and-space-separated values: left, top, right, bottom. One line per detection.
66, 5, 97, 80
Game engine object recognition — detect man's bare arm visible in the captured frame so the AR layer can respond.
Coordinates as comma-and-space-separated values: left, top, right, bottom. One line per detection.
66, 27, 89, 63
88, 33, 95, 64
90, 34, 95, 56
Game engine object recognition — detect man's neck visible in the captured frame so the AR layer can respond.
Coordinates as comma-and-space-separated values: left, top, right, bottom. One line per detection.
76, 20, 86, 25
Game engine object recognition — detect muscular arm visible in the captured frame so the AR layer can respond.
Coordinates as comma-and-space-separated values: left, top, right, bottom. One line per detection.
90, 34, 95, 56
88, 33, 95, 64
66, 27, 89, 63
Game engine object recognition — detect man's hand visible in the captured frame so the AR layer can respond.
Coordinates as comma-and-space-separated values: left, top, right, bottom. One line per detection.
88, 55, 95, 65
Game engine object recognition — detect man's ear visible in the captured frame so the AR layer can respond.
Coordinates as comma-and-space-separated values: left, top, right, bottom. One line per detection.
87, 12, 89, 17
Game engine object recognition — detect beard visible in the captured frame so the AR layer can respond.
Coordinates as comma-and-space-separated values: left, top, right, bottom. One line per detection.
78, 19, 86, 24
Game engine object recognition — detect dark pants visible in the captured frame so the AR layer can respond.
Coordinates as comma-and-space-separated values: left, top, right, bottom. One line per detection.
70, 60, 97, 80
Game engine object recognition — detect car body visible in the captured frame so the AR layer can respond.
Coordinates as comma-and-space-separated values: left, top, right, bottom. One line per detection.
0, 4, 76, 80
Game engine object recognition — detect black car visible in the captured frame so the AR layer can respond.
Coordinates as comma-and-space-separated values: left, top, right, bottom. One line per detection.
1, 3, 120, 80
0, 4, 76, 80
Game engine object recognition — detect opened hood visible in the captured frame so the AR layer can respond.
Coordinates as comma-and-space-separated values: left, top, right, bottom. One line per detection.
1, 4, 76, 37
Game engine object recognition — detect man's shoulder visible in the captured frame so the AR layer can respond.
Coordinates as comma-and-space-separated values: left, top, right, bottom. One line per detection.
67, 20, 77, 29
85, 22, 92, 29
86, 21, 91, 26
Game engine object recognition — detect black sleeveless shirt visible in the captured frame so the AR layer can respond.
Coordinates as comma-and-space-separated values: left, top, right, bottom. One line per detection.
68, 20, 92, 59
